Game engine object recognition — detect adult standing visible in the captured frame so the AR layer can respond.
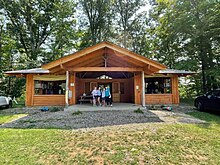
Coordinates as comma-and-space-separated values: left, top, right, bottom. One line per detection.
105, 86, 112, 107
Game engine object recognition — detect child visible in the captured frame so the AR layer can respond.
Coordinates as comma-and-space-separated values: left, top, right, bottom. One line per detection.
91, 87, 98, 106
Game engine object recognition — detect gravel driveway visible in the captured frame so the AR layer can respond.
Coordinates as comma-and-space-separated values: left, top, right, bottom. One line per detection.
0, 105, 206, 129
0, 109, 163, 129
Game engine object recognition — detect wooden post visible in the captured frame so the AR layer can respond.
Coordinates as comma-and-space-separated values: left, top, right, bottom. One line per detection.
25, 74, 34, 106
69, 72, 76, 105
142, 71, 146, 107
171, 75, 179, 104
134, 72, 141, 105
65, 71, 69, 108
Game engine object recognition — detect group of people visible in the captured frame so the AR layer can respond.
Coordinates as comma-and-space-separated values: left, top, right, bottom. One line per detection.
91, 86, 112, 107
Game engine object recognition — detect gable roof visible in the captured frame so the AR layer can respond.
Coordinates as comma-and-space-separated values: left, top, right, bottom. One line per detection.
42, 41, 167, 71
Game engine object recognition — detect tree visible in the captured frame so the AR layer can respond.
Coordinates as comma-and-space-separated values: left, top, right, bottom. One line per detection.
0, 0, 77, 67
148, 0, 220, 94
0, 0, 77, 96
113, 0, 145, 48
79, 0, 113, 47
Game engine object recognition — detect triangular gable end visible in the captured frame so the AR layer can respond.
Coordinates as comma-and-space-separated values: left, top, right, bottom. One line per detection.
42, 42, 167, 74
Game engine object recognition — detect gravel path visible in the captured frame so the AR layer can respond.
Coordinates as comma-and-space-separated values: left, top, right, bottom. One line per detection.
0, 110, 163, 129
0, 105, 206, 129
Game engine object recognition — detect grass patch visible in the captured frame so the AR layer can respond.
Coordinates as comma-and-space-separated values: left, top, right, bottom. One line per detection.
0, 114, 27, 124
187, 111, 220, 124
0, 123, 219, 164
180, 98, 194, 106
72, 110, 82, 115
0, 111, 220, 164
134, 108, 144, 114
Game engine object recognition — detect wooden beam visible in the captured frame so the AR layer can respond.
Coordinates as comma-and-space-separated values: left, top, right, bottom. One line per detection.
142, 71, 146, 107
43, 44, 106, 69
50, 66, 63, 73
143, 65, 160, 75
53, 70, 66, 75
68, 67, 143, 72
50, 51, 104, 73
43, 42, 167, 70
66, 49, 104, 67
65, 71, 69, 108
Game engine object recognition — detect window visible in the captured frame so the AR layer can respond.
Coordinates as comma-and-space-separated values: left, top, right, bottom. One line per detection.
145, 77, 172, 94
34, 80, 66, 95
97, 75, 112, 79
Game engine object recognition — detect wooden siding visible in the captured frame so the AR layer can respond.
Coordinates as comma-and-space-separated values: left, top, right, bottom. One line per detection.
33, 95, 65, 106
145, 94, 172, 104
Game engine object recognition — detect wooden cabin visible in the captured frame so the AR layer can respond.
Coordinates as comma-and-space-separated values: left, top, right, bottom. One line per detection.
6, 42, 194, 107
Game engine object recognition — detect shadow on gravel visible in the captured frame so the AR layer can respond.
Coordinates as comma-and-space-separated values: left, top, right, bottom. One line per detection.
0, 110, 163, 130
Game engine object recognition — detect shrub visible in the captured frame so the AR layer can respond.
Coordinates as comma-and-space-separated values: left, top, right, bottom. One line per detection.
49, 106, 61, 112
134, 108, 144, 114
72, 111, 82, 115
149, 105, 157, 110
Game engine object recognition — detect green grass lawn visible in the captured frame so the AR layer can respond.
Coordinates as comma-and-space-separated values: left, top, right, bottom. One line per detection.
180, 98, 195, 106
0, 114, 27, 125
0, 112, 219, 164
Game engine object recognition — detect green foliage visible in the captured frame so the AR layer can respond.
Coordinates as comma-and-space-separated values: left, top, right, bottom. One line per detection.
72, 110, 82, 115
148, 0, 220, 93
79, 0, 113, 46
0, 0, 77, 97
49, 106, 62, 112
134, 108, 144, 113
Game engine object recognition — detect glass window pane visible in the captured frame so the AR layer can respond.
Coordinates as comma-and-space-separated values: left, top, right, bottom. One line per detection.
34, 80, 66, 95
145, 77, 172, 94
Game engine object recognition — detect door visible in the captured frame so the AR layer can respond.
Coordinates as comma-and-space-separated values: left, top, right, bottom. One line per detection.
90, 82, 98, 92
112, 82, 120, 102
